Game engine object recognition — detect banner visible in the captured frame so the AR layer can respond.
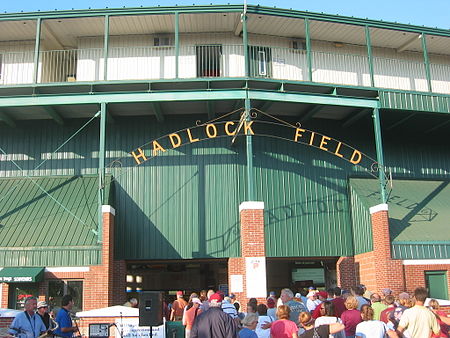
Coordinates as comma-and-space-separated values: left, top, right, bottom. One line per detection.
115, 318, 165, 338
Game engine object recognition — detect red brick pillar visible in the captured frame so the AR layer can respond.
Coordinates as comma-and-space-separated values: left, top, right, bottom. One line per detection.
354, 204, 405, 294
336, 257, 356, 289
84, 205, 115, 310
228, 202, 267, 312
0, 282, 9, 308
113, 260, 127, 305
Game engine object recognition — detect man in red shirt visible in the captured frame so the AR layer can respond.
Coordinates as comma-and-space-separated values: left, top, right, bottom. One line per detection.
171, 291, 188, 321
331, 287, 346, 318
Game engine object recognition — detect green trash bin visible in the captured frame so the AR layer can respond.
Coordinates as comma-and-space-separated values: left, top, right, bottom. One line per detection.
166, 321, 185, 338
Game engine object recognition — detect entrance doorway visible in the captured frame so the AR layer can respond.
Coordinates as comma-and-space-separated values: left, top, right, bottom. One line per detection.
425, 271, 448, 300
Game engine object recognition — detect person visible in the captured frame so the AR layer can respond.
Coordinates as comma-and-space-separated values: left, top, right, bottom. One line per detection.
314, 301, 345, 338
300, 311, 345, 338
267, 297, 277, 319
8, 296, 46, 338
123, 297, 138, 307
201, 289, 215, 311
222, 296, 239, 319
370, 293, 387, 321
53, 295, 78, 337
190, 292, 238, 338
171, 291, 188, 321
331, 287, 346, 318
280, 288, 308, 326
355, 304, 396, 338
429, 299, 450, 337
36, 301, 57, 333
340, 295, 361, 338
183, 297, 202, 338
256, 303, 273, 338
352, 287, 369, 311
388, 292, 411, 331
306, 291, 320, 312
240, 312, 259, 338
380, 295, 396, 324
397, 287, 440, 338
270, 305, 298, 338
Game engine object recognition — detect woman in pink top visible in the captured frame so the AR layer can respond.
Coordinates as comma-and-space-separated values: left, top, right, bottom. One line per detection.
270, 305, 299, 338
340, 296, 361, 338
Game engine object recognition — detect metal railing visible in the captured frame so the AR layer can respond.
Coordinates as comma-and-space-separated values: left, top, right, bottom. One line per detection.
0, 45, 449, 95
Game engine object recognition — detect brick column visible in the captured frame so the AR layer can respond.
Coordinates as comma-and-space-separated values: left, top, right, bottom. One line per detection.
113, 259, 127, 305
354, 204, 405, 294
228, 201, 267, 312
0, 282, 8, 308
336, 257, 356, 289
83, 205, 115, 310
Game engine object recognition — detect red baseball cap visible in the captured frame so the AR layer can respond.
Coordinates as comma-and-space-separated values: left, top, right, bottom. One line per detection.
209, 293, 223, 302
317, 291, 328, 299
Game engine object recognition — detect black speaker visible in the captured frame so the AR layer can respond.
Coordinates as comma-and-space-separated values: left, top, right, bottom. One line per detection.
139, 291, 164, 326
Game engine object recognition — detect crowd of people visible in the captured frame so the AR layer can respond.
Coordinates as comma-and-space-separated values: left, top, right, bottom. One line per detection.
170, 285, 450, 338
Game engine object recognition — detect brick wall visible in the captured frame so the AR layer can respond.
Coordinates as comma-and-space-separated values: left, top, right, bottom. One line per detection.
404, 264, 450, 296
228, 202, 266, 312
113, 260, 127, 306
336, 256, 356, 289
1, 283, 9, 308
0, 317, 13, 337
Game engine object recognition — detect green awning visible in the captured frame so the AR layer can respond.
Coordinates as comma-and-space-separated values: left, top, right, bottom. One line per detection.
0, 267, 44, 283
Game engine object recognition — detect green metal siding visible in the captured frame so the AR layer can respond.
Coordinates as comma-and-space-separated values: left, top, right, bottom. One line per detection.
379, 91, 450, 114
349, 183, 373, 254
392, 242, 450, 260
253, 135, 355, 257
0, 175, 103, 267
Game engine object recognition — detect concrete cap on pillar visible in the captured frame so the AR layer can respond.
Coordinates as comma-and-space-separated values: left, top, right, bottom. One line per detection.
101, 205, 116, 215
369, 203, 388, 214
239, 201, 264, 212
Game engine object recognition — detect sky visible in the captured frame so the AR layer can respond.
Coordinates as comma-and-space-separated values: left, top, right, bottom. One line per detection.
2, 0, 450, 30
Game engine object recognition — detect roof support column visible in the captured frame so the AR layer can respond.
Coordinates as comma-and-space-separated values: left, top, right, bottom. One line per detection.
33, 18, 42, 84
98, 103, 107, 242
242, 9, 249, 78
365, 26, 375, 87
421, 33, 432, 92
103, 15, 110, 81
304, 18, 313, 82
372, 107, 387, 203
175, 12, 180, 79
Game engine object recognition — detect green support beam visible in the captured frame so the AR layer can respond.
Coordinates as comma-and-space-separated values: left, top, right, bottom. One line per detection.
258, 100, 274, 112
0, 90, 379, 108
421, 33, 433, 93
386, 112, 417, 131
304, 18, 313, 82
152, 102, 164, 122
33, 18, 42, 84
372, 108, 387, 203
43, 106, 64, 125
98, 103, 107, 243
365, 26, 375, 87
245, 97, 254, 201
103, 15, 110, 81
175, 12, 180, 79
207, 101, 215, 119
242, 11, 249, 78
0, 111, 16, 128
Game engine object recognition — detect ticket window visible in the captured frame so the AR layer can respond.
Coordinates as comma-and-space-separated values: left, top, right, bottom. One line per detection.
8, 283, 39, 309
48, 280, 83, 313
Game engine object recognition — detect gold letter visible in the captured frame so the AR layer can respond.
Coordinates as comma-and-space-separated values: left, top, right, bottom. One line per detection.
244, 121, 255, 135
309, 132, 315, 146
350, 149, 362, 164
319, 136, 331, 151
186, 128, 199, 143
206, 124, 218, 138
169, 133, 182, 149
293, 128, 306, 142
225, 121, 236, 136
152, 140, 166, 156
334, 142, 344, 158
131, 147, 148, 165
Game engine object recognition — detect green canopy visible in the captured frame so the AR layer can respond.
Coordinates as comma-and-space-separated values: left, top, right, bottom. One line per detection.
0, 267, 44, 283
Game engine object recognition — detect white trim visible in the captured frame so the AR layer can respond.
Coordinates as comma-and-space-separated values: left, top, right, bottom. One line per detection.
403, 259, 450, 265
369, 203, 388, 214
45, 267, 90, 272
239, 201, 265, 212
102, 205, 116, 216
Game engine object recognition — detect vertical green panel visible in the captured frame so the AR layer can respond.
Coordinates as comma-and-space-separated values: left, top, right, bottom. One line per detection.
349, 184, 373, 254
425, 271, 448, 300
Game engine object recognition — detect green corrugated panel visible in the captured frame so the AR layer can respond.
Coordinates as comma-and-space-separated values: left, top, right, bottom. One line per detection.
109, 116, 245, 260
349, 184, 373, 254
253, 136, 354, 257
0, 175, 105, 267
349, 178, 450, 243
379, 91, 450, 113
392, 243, 450, 259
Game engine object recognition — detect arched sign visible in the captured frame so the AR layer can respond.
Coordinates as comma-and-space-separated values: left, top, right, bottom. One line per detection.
108, 115, 381, 179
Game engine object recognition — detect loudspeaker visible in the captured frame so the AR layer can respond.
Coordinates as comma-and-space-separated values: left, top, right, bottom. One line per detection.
139, 291, 164, 326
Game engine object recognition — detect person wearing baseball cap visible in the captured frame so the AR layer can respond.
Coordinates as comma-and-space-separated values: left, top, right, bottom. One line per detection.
183, 297, 203, 338
171, 291, 188, 321
190, 292, 238, 337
